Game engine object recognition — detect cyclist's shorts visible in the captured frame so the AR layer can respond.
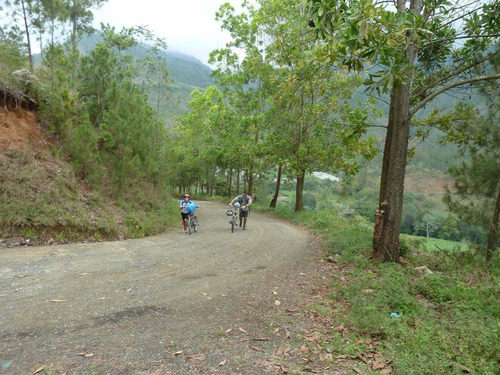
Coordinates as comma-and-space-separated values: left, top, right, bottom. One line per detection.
240, 210, 249, 218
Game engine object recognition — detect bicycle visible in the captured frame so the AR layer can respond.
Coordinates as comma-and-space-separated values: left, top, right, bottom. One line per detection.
226, 202, 240, 233
185, 202, 199, 235
187, 212, 198, 235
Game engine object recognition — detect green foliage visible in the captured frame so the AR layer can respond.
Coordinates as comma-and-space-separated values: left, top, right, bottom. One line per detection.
171, 86, 238, 194
442, 59, 500, 260
0, 36, 27, 83
121, 198, 177, 238
399, 234, 425, 257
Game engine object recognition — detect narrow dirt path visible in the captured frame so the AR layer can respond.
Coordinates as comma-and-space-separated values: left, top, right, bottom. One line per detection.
0, 201, 343, 374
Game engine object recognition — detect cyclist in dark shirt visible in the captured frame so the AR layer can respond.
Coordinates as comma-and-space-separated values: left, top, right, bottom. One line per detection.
229, 191, 252, 229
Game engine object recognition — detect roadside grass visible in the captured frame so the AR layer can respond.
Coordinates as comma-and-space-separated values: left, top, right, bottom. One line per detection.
253, 202, 500, 375
117, 184, 179, 238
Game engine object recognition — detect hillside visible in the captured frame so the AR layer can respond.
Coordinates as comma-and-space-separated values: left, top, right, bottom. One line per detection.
0, 89, 177, 247
0, 97, 117, 246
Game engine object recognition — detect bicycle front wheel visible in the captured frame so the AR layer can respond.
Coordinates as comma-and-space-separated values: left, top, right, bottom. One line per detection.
231, 216, 235, 233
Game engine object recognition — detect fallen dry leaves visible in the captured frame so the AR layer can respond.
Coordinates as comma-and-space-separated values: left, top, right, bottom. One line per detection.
33, 365, 46, 374
76, 353, 94, 357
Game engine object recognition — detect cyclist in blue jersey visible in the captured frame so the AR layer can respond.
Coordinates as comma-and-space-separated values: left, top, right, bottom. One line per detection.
180, 194, 198, 233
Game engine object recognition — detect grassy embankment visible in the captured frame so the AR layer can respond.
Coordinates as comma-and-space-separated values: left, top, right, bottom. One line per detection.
0, 148, 179, 244
252, 200, 499, 375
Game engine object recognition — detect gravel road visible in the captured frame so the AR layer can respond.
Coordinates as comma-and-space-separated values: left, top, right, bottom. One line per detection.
0, 201, 329, 375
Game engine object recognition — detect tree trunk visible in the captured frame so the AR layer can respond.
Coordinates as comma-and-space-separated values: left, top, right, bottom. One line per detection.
70, 0, 79, 80
248, 166, 254, 196
71, 0, 78, 53
211, 168, 216, 196
295, 169, 305, 211
486, 186, 500, 263
236, 168, 240, 194
38, 1, 43, 64
270, 165, 282, 208
21, 0, 33, 70
372, 80, 412, 263
227, 169, 233, 197
378, 90, 397, 201
372, 0, 422, 263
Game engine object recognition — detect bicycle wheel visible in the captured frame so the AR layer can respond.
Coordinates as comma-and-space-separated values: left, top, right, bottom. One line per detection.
231, 216, 235, 233
188, 215, 192, 235
193, 216, 198, 233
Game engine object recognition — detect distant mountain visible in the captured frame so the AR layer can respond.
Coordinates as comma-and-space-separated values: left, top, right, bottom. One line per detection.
144, 49, 215, 125
164, 50, 213, 88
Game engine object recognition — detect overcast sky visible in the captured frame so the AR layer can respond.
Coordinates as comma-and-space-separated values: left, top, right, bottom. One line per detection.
92, 0, 243, 66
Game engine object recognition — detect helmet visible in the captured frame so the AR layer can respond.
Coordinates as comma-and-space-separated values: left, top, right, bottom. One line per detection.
234, 202, 240, 208
183, 194, 190, 198
226, 210, 234, 216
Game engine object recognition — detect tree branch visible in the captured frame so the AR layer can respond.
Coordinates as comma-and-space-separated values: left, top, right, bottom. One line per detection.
359, 90, 391, 106
410, 74, 500, 118
422, 34, 500, 48
411, 51, 498, 101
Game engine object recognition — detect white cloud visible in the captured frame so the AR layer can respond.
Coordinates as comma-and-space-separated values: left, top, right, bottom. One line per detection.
92, 0, 242, 65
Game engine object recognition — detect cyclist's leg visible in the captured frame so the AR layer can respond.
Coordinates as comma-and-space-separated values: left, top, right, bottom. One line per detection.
241, 210, 248, 229
182, 212, 188, 232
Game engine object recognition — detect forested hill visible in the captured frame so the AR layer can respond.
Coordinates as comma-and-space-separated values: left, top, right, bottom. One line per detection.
79, 33, 213, 88
77, 33, 214, 123
162, 51, 213, 88
156, 50, 214, 123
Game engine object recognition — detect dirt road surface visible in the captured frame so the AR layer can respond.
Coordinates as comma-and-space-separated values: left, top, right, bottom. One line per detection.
0, 201, 341, 375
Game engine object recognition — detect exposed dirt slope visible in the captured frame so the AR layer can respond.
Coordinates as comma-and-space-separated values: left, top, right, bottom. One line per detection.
0, 107, 47, 151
